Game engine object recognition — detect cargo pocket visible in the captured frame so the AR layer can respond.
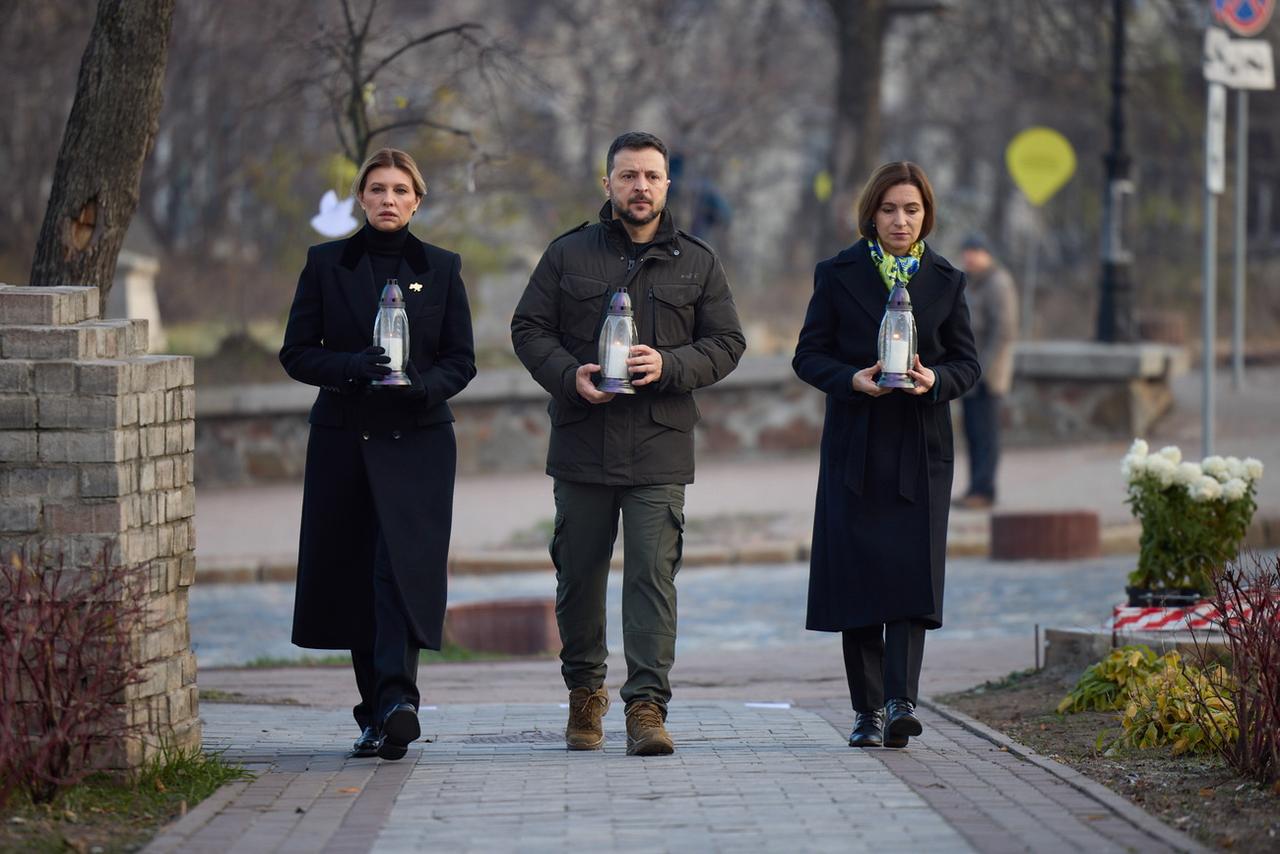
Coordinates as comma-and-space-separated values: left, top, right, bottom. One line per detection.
549, 511, 566, 577
667, 504, 685, 577
650, 395, 700, 433
650, 284, 699, 346
559, 274, 610, 341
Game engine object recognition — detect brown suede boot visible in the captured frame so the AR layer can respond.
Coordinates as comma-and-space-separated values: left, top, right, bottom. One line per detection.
625, 700, 674, 756
565, 687, 610, 750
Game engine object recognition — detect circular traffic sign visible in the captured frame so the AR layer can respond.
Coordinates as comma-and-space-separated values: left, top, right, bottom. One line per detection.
1213, 0, 1274, 36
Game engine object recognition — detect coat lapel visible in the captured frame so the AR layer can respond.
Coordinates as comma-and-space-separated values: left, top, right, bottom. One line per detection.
399, 234, 433, 314
832, 241, 890, 323
905, 245, 952, 315
335, 249, 378, 339
335, 228, 435, 335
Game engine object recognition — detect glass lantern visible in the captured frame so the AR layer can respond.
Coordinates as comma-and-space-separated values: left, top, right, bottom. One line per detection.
372, 278, 412, 387
876, 282, 917, 389
598, 286, 638, 394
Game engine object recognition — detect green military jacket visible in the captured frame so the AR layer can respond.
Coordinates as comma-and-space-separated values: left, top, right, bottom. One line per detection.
511, 203, 746, 485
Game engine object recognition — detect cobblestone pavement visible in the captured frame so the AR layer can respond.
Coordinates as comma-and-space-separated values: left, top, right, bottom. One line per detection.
146, 699, 1202, 853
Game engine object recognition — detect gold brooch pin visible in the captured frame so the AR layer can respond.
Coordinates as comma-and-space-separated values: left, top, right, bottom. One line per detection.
409, 282, 423, 293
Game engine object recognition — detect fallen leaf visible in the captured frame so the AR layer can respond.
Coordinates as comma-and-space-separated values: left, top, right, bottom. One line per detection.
338, 787, 360, 794
1199, 787, 1215, 799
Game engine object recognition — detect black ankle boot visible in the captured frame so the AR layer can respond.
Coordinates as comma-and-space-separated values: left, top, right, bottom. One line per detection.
848, 710, 884, 747
884, 697, 922, 748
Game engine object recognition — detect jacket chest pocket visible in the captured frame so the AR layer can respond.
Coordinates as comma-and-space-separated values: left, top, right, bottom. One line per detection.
559, 274, 610, 341
650, 283, 700, 346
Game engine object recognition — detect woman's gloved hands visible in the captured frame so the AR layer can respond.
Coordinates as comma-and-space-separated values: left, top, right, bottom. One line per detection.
404, 360, 427, 400
346, 346, 392, 382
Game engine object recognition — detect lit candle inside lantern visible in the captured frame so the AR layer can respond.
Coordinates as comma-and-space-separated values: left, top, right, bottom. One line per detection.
885, 333, 909, 374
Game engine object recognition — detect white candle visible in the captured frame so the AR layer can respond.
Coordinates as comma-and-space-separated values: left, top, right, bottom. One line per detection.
885, 339, 909, 374
605, 340, 630, 378
385, 338, 403, 370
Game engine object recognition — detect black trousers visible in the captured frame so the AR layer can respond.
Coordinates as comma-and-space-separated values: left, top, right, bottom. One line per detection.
961, 381, 1001, 499
842, 620, 927, 712
351, 528, 420, 730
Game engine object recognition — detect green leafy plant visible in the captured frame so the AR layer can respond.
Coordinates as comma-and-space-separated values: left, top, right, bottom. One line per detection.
1121, 440, 1262, 594
1114, 653, 1238, 756
1057, 645, 1166, 714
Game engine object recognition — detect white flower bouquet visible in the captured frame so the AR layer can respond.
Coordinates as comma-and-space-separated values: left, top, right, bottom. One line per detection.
1122, 439, 1263, 598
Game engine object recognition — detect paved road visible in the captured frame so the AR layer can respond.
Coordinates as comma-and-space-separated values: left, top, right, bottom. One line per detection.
190, 555, 1134, 667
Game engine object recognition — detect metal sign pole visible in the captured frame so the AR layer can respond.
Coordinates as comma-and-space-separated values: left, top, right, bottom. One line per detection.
1203, 81, 1226, 459
1232, 89, 1248, 389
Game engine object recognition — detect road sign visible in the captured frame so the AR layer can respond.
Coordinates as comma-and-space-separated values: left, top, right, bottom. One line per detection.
1207, 82, 1227, 194
1212, 0, 1274, 37
1203, 27, 1276, 89
1005, 127, 1076, 206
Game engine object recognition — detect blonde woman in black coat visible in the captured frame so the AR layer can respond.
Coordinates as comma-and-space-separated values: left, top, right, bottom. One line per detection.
280, 148, 476, 760
793, 162, 979, 748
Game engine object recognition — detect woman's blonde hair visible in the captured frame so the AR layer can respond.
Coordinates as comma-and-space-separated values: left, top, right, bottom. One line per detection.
855, 161, 936, 241
352, 148, 427, 199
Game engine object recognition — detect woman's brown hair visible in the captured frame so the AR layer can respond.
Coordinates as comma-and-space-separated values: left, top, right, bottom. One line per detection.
351, 148, 427, 199
855, 161, 936, 241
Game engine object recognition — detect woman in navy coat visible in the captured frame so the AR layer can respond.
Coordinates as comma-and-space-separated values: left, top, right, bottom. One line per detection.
793, 162, 979, 749
280, 148, 476, 760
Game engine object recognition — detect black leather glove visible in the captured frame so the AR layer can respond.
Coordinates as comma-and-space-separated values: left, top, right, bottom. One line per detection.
404, 360, 428, 400
345, 346, 392, 382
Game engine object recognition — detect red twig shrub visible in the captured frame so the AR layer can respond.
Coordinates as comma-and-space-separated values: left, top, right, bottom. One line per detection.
0, 550, 148, 806
1190, 551, 1280, 785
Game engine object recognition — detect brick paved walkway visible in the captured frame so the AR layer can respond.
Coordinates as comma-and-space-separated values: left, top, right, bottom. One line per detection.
145, 699, 1204, 853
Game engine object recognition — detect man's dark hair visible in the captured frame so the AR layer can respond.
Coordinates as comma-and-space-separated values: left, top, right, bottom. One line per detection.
606, 131, 669, 175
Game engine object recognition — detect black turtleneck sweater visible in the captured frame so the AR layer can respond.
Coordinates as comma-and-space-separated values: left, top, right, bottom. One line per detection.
362, 221, 410, 295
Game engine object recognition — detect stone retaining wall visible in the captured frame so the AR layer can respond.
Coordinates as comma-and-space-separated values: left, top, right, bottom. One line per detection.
196, 341, 1187, 486
0, 283, 200, 770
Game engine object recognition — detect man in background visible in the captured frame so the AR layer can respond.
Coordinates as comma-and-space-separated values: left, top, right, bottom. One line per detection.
957, 235, 1018, 509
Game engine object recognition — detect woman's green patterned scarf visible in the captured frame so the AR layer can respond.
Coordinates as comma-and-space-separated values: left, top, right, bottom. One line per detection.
868, 238, 924, 290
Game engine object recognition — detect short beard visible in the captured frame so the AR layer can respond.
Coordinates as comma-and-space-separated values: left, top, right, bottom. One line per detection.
610, 194, 662, 227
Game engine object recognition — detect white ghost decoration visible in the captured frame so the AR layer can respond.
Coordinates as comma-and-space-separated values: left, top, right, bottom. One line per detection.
310, 190, 359, 237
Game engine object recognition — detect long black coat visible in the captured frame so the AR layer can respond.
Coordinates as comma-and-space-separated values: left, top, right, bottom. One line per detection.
279, 227, 476, 650
793, 240, 979, 631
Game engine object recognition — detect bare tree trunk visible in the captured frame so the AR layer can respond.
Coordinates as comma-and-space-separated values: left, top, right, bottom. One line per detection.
29, 0, 175, 295
819, 0, 887, 257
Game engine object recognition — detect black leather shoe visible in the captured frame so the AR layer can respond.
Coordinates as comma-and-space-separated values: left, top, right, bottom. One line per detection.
847, 710, 884, 747
378, 703, 420, 761
350, 725, 382, 758
884, 697, 922, 748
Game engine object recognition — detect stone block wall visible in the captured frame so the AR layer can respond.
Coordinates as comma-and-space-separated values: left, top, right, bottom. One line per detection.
192, 343, 1189, 486
0, 283, 199, 770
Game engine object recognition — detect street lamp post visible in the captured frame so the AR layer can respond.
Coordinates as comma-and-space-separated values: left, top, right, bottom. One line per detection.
1097, 0, 1137, 342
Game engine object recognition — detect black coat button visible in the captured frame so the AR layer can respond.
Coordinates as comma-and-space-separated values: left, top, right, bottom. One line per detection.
392, 430, 402, 440
361, 431, 370, 440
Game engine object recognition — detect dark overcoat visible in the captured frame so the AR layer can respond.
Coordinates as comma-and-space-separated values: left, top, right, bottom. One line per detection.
793, 240, 980, 631
279, 227, 476, 651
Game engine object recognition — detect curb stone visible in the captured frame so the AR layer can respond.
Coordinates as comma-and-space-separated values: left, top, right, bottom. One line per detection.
921, 696, 1212, 854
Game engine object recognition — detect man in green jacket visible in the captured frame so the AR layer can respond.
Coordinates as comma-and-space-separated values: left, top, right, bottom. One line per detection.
511, 131, 746, 755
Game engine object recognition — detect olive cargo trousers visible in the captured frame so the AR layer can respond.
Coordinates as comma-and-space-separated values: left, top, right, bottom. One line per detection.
550, 480, 686, 710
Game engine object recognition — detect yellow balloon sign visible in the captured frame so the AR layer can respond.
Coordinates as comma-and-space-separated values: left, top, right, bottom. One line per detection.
1006, 127, 1076, 207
